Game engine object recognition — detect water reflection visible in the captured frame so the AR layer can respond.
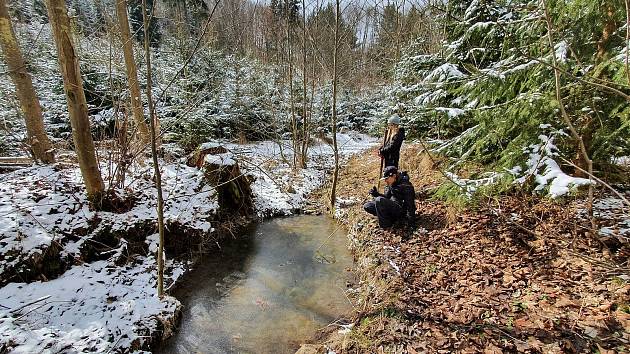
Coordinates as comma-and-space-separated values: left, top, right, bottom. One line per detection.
159, 215, 353, 354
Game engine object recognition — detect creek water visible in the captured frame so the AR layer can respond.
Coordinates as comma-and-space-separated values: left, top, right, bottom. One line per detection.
158, 215, 354, 354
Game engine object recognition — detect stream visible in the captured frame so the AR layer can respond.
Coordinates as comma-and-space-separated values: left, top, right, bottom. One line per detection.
158, 215, 354, 354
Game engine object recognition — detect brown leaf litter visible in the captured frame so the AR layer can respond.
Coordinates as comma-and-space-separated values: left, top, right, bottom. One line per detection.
314, 144, 630, 353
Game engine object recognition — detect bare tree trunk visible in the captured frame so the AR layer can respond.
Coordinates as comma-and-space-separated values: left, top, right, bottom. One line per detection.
142, 0, 166, 298
114, 104, 130, 188
625, 0, 630, 84
541, 0, 594, 227
300, 0, 309, 168
395, 0, 401, 61
360, 7, 371, 87
329, 0, 341, 214
596, 0, 616, 62
0, 0, 55, 163
116, 0, 151, 145
286, 3, 299, 170
45, 0, 105, 202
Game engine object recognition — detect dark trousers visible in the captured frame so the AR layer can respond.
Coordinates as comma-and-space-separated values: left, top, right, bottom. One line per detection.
384, 157, 399, 168
363, 196, 402, 228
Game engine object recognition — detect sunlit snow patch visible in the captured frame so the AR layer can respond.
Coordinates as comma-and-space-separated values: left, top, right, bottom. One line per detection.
512, 132, 592, 198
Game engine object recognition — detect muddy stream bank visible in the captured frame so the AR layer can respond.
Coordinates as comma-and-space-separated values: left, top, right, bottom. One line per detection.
158, 215, 354, 354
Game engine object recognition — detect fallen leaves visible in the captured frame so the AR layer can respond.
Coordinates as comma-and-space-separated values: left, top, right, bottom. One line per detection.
320, 148, 630, 353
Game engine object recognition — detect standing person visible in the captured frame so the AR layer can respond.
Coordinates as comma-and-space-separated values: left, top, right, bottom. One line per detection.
364, 166, 416, 229
379, 114, 405, 168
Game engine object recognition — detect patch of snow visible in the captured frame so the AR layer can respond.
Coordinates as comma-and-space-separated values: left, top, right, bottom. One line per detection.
535, 158, 591, 198
204, 152, 236, 166
334, 197, 360, 219
468, 21, 494, 33
512, 134, 592, 198
0, 258, 181, 353
414, 89, 447, 106
464, 0, 480, 20
592, 197, 630, 240
614, 45, 628, 62
593, 197, 627, 219
464, 99, 478, 109
481, 68, 505, 79
435, 107, 466, 119
445, 171, 503, 197
424, 63, 466, 82
199, 142, 224, 150
337, 323, 354, 335
613, 156, 630, 167
555, 40, 569, 63
503, 60, 538, 75
227, 133, 377, 217
388, 260, 401, 275
434, 125, 479, 153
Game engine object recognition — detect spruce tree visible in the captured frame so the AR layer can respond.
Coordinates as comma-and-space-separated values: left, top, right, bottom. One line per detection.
394, 0, 629, 195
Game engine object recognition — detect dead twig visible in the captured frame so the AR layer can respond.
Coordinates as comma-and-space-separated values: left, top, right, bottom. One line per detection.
7, 295, 51, 315
14, 300, 72, 320
568, 250, 630, 273
559, 156, 630, 212
313, 223, 344, 255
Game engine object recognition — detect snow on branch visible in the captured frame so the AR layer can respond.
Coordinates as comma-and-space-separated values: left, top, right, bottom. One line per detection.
424, 63, 467, 83
445, 171, 503, 197
512, 130, 592, 198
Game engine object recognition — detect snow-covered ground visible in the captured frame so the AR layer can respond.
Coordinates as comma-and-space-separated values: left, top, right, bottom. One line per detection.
593, 197, 630, 241
229, 132, 376, 216
0, 133, 376, 353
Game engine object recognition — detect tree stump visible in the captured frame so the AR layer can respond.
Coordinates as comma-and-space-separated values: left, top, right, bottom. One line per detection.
188, 143, 253, 215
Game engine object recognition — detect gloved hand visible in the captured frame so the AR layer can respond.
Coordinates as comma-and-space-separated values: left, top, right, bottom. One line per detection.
369, 186, 379, 197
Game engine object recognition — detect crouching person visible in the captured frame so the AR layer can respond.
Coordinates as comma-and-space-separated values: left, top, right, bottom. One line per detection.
363, 166, 416, 229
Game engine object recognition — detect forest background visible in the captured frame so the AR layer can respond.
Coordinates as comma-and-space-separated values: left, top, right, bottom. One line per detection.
1, 0, 629, 204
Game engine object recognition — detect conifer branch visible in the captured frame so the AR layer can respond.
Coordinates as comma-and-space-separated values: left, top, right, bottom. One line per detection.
416, 138, 466, 192
520, 52, 630, 101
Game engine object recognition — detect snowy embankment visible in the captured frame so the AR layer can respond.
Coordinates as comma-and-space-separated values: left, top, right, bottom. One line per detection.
229, 132, 375, 216
0, 133, 376, 353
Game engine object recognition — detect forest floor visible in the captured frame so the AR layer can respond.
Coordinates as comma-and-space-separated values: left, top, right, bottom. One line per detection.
313, 144, 630, 353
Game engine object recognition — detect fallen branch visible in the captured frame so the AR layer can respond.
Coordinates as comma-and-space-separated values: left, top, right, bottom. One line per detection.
7, 295, 51, 315
568, 250, 630, 273
314, 223, 344, 255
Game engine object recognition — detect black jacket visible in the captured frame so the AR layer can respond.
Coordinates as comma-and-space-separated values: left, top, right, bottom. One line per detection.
380, 127, 405, 168
379, 172, 416, 219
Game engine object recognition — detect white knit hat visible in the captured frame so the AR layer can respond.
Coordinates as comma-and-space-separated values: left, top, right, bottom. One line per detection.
388, 114, 400, 125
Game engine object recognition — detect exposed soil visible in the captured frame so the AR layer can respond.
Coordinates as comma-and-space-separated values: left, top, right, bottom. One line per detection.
313, 144, 630, 353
